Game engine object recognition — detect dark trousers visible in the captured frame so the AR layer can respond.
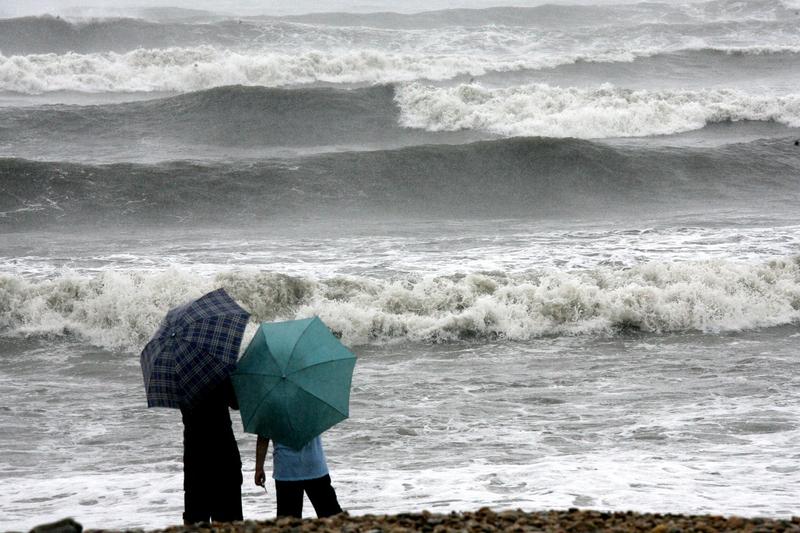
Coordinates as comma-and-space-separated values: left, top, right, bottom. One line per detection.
184, 481, 243, 524
275, 474, 342, 518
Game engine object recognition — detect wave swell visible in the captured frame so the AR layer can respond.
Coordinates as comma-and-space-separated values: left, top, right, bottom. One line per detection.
1, 135, 799, 228
282, 0, 799, 28
0, 16, 259, 55
0, 85, 487, 159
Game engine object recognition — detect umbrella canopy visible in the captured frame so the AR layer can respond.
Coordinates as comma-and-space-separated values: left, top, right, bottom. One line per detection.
232, 316, 356, 450
140, 288, 250, 409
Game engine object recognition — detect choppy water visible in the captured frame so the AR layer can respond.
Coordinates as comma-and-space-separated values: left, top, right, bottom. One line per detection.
1, 0, 800, 529
3, 330, 800, 529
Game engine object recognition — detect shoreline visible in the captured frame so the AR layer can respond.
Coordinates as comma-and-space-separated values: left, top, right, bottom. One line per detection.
33, 508, 800, 533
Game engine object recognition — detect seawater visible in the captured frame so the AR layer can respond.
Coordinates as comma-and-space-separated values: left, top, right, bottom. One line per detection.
1, 0, 800, 529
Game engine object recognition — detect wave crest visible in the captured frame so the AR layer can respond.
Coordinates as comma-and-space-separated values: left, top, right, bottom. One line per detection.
0, 47, 509, 94
395, 83, 800, 138
5, 42, 799, 95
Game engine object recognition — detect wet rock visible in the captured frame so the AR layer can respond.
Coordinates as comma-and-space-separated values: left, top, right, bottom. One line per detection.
30, 518, 83, 533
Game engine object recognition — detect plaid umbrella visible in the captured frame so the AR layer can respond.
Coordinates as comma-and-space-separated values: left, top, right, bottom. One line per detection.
140, 288, 250, 409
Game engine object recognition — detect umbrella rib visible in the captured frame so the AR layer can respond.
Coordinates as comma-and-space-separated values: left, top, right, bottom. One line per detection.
242, 379, 283, 431
181, 297, 249, 327
285, 357, 355, 376
286, 376, 350, 417
198, 308, 249, 322
283, 383, 295, 435
281, 319, 316, 373
183, 310, 246, 324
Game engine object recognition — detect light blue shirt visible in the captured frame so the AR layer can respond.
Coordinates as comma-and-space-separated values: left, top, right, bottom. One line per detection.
272, 436, 329, 481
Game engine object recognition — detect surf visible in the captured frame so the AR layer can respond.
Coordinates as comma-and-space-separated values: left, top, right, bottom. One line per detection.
2, 256, 799, 350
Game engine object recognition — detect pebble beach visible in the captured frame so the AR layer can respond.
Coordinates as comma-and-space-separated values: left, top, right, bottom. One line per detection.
38, 508, 798, 533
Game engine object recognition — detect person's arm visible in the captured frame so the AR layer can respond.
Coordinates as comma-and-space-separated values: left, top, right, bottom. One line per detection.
255, 435, 269, 487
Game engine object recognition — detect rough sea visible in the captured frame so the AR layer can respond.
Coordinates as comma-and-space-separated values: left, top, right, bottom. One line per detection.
1, 0, 799, 529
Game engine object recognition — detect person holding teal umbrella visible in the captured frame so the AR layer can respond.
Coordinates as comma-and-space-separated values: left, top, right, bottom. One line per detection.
254, 434, 342, 518
231, 316, 356, 518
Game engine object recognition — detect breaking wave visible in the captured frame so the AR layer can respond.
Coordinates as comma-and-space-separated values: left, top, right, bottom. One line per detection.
1, 257, 799, 351
2, 41, 799, 94
0, 47, 520, 94
3, 82, 800, 162
1, 0, 795, 55
395, 83, 800, 138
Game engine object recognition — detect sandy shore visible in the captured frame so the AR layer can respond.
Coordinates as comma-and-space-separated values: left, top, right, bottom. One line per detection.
62, 508, 800, 533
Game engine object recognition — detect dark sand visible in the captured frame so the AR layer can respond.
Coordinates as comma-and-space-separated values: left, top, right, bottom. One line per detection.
71, 508, 800, 533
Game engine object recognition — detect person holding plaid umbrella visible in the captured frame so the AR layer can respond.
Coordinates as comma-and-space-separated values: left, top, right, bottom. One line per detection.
180, 377, 242, 524
140, 288, 250, 524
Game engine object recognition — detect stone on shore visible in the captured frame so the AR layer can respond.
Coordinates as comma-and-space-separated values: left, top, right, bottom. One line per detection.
29, 518, 83, 533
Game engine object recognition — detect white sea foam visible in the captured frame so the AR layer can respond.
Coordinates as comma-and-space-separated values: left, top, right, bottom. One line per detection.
0, 44, 654, 94
1, 257, 798, 351
0, 47, 514, 93
395, 83, 800, 138
5, 453, 798, 531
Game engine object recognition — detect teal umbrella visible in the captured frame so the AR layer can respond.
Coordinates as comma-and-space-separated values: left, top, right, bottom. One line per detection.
231, 317, 356, 450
